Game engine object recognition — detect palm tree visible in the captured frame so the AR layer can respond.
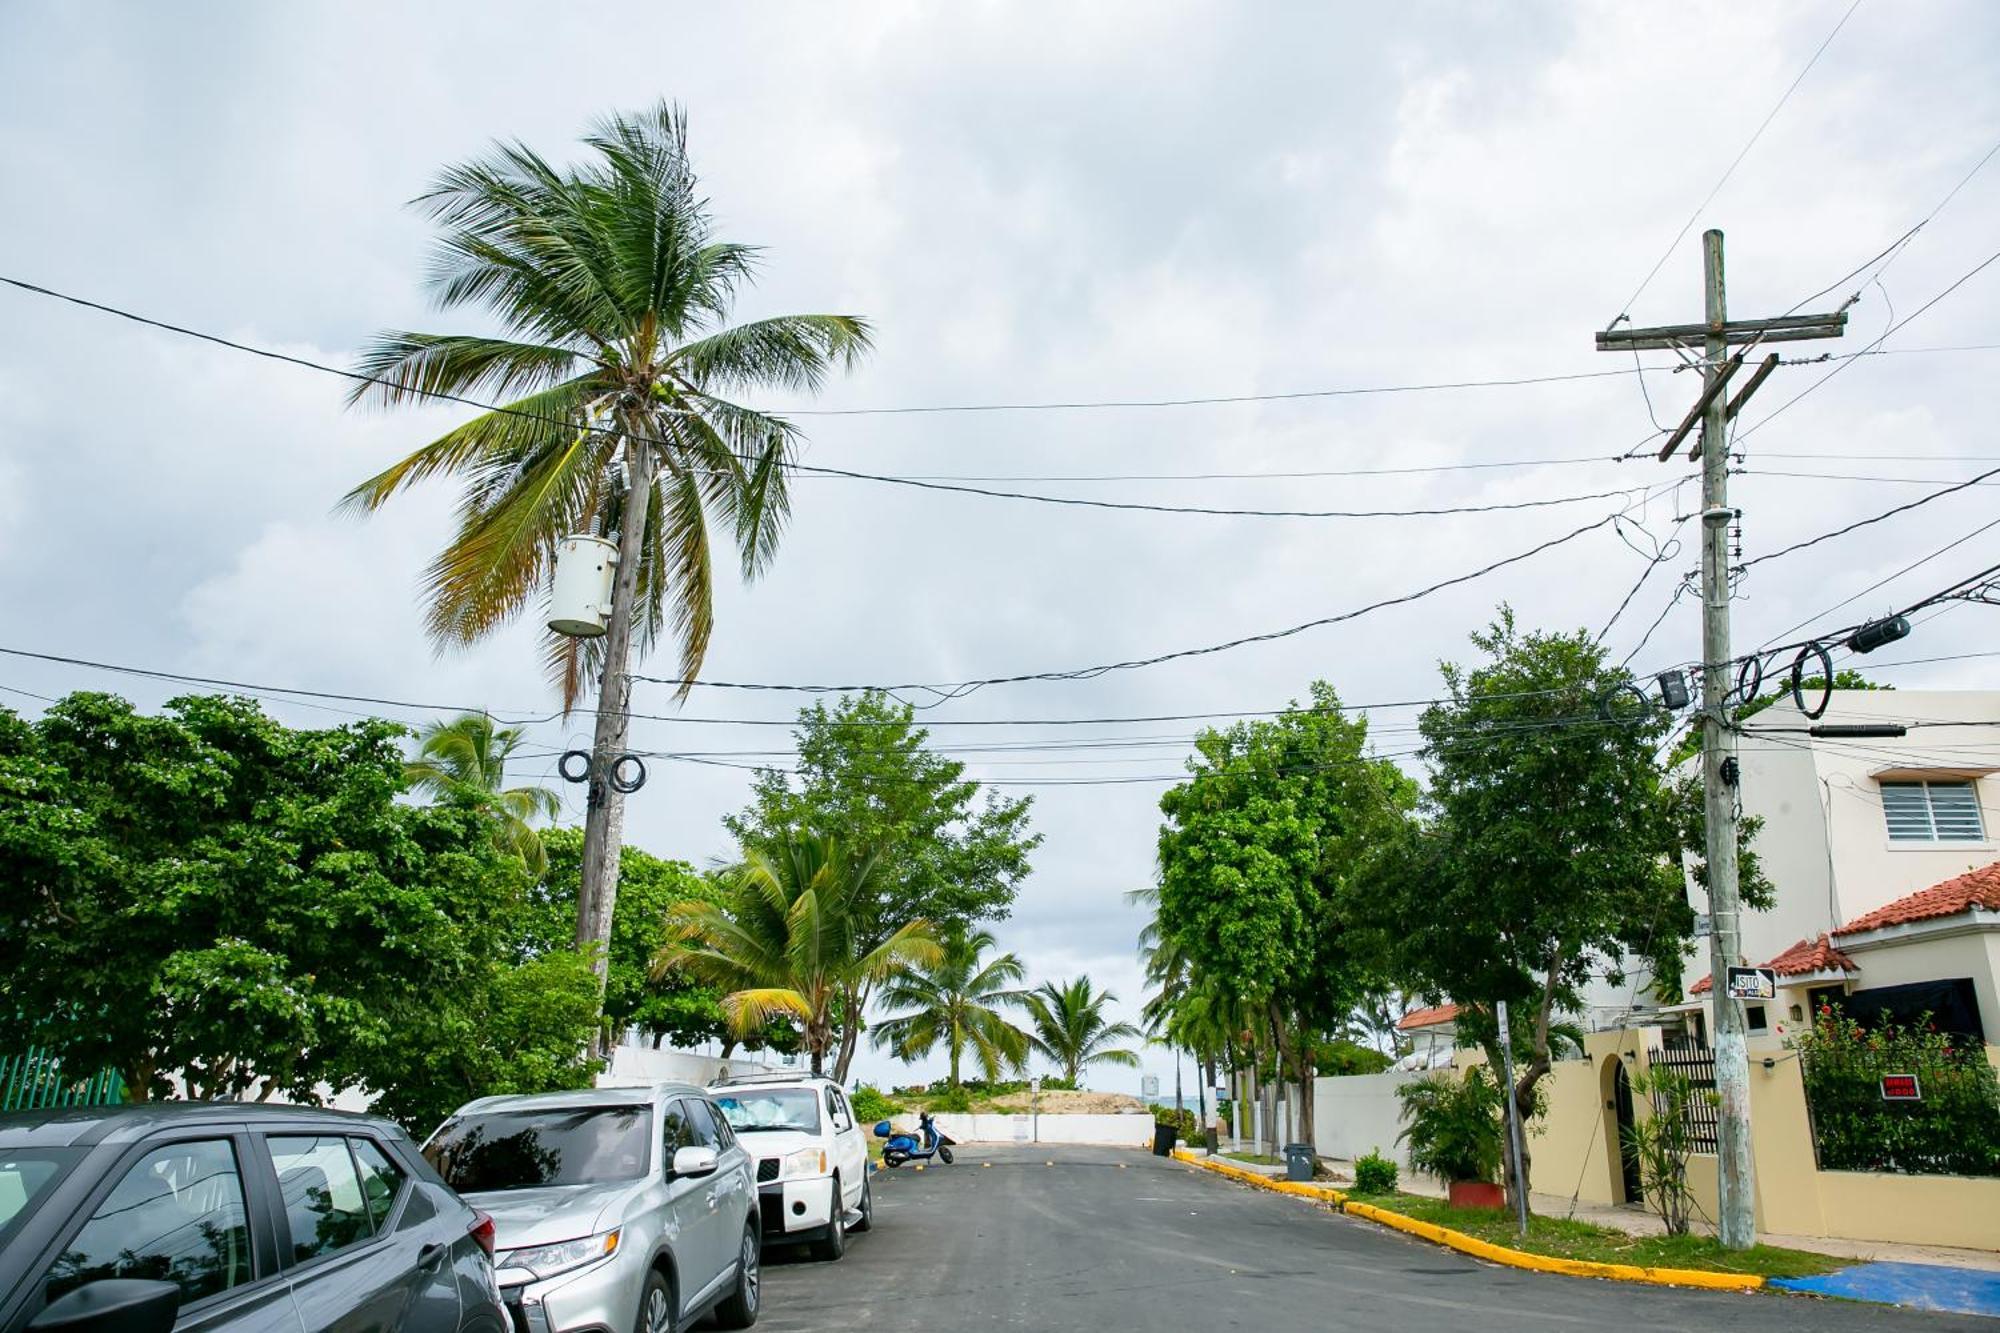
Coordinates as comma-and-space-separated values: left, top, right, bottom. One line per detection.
650, 835, 939, 1074
870, 926, 1029, 1088
341, 102, 871, 1001
404, 713, 561, 874
1021, 977, 1143, 1087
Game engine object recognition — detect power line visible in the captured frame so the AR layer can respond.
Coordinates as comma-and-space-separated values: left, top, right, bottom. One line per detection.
632, 509, 1631, 697
1739, 469, 2000, 486
774, 368, 1653, 416
1786, 133, 2000, 312
1755, 511, 2000, 651
1737, 243, 2000, 444
0, 274, 1676, 524
0, 639, 1676, 737
1738, 464, 2000, 572
1610, 0, 1865, 322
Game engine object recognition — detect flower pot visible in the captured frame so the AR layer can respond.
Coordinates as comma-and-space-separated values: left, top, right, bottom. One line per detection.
1447, 1180, 1506, 1210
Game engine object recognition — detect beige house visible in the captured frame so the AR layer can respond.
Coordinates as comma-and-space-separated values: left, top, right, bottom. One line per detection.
1663, 689, 2000, 1047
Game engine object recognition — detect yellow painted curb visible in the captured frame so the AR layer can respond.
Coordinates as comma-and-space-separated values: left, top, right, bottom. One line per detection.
1340, 1201, 1765, 1292
1171, 1148, 1347, 1207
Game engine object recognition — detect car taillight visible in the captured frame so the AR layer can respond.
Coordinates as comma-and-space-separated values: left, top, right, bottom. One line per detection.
468, 1210, 497, 1260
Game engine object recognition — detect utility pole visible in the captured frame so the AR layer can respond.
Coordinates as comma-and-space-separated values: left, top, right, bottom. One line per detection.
1598, 229, 1845, 1250
1495, 1000, 1530, 1238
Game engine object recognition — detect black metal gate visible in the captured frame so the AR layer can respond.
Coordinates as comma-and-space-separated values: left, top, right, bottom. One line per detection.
1644, 1046, 1719, 1154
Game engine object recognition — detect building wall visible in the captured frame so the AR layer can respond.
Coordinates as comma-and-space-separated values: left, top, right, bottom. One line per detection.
1309, 1070, 1423, 1163
1725, 690, 2000, 970
1456, 1029, 2000, 1249
1835, 927, 2000, 1040
895, 1112, 1157, 1147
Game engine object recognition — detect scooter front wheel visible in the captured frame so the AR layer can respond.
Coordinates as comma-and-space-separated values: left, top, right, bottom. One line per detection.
939, 1146, 955, 1164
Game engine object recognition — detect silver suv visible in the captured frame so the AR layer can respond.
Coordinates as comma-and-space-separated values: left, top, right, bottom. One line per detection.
424, 1086, 759, 1333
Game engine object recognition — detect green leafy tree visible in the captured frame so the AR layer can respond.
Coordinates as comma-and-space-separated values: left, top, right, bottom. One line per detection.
1155, 682, 1418, 1145
651, 835, 941, 1074
1021, 978, 1142, 1086
0, 693, 599, 1126
341, 101, 872, 1005
529, 829, 728, 1049
725, 691, 1040, 1077
405, 713, 560, 874
871, 926, 1029, 1087
1366, 610, 1687, 1204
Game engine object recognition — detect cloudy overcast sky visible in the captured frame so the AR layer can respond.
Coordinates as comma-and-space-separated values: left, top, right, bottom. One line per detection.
3, 2, 1997, 1095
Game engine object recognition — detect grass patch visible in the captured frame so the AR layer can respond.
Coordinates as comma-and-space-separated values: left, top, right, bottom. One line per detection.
1219, 1152, 1283, 1167
1365, 1192, 1845, 1280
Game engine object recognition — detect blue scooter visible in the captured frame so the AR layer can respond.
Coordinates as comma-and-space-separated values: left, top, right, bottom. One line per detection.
875, 1111, 956, 1167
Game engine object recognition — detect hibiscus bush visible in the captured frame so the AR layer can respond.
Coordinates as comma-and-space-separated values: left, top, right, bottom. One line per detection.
1792, 1004, 2000, 1176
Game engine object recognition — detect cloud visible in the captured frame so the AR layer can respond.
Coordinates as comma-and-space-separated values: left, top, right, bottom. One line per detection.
4, 0, 1999, 1096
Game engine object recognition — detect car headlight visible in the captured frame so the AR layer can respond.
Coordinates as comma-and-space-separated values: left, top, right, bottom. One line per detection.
502, 1229, 621, 1280
778, 1147, 828, 1180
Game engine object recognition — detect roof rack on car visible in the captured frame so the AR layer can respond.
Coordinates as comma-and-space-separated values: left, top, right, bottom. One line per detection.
709, 1070, 834, 1087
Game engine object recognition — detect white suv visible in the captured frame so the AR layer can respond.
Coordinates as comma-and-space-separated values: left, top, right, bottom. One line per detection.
708, 1074, 872, 1261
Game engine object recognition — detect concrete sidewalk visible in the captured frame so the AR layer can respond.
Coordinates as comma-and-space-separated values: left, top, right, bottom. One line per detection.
1316, 1154, 2000, 1274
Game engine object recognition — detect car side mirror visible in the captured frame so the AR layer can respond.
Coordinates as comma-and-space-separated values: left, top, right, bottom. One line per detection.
671, 1145, 719, 1179
30, 1280, 181, 1332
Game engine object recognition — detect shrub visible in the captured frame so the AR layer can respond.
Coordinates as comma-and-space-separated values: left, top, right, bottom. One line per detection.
929, 1084, 974, 1114
1397, 1068, 1503, 1184
850, 1083, 904, 1123
1622, 1067, 1710, 1234
1316, 1040, 1393, 1077
1792, 1004, 2000, 1176
1151, 1104, 1198, 1138
1352, 1149, 1398, 1195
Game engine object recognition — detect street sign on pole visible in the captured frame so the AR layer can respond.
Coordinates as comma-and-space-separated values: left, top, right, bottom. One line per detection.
1141, 1075, 1160, 1099
1725, 967, 1778, 1001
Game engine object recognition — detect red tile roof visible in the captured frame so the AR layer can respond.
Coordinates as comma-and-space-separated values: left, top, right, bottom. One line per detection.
1397, 1003, 1461, 1031
1833, 861, 2000, 936
1687, 934, 1859, 995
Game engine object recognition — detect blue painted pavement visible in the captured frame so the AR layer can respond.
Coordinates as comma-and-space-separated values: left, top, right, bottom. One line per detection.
1771, 1261, 2000, 1318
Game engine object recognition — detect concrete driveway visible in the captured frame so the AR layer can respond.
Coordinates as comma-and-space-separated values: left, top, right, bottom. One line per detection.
752, 1143, 1989, 1332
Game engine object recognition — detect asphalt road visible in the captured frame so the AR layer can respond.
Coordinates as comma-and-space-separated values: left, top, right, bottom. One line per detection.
752, 1144, 1988, 1332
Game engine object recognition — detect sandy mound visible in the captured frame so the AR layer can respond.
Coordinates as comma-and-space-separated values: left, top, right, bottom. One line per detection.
983, 1089, 1147, 1114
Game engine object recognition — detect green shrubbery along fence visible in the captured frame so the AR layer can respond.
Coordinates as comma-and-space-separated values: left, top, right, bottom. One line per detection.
0, 1048, 126, 1111
1792, 1006, 2000, 1177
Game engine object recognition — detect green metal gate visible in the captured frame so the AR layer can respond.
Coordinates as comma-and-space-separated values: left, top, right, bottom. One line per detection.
0, 1048, 125, 1111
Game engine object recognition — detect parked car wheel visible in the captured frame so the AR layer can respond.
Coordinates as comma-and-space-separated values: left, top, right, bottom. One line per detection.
811, 1179, 847, 1261
851, 1174, 873, 1232
713, 1224, 761, 1329
636, 1268, 676, 1333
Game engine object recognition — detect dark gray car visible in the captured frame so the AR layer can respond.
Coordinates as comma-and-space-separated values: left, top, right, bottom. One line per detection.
0, 1101, 507, 1333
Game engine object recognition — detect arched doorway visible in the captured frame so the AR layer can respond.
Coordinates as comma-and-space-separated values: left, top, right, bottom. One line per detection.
1612, 1059, 1641, 1204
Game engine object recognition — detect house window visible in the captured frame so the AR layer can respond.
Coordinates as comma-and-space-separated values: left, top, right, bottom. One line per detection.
1880, 780, 1985, 842
1746, 1005, 1768, 1033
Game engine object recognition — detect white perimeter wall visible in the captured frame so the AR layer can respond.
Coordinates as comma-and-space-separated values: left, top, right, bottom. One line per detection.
1311, 1071, 1420, 1162
892, 1112, 1157, 1146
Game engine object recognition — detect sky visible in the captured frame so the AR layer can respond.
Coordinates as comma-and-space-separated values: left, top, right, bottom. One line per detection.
2, 1, 1998, 1099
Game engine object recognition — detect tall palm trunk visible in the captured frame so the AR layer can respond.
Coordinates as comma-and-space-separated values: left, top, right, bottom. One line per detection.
578, 433, 657, 1045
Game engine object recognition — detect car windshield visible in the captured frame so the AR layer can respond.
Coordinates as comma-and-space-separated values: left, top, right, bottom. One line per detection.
424, 1106, 653, 1192
0, 1149, 78, 1243
712, 1089, 823, 1134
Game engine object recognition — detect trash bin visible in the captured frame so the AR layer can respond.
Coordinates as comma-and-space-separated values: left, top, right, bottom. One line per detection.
1151, 1121, 1178, 1157
1283, 1143, 1315, 1182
